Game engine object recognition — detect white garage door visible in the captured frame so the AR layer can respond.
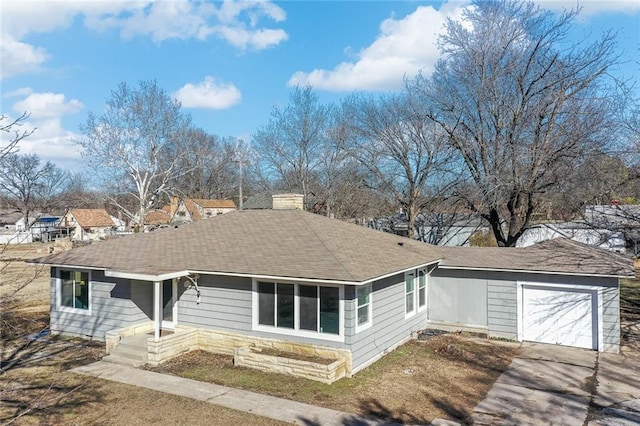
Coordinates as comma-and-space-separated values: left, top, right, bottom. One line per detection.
522, 285, 597, 350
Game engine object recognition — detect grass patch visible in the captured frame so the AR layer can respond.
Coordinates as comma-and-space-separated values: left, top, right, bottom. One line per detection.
621, 274, 640, 351
148, 334, 518, 424
0, 311, 288, 425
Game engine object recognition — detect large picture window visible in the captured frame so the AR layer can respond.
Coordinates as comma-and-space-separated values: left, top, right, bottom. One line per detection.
60, 270, 89, 310
256, 282, 341, 337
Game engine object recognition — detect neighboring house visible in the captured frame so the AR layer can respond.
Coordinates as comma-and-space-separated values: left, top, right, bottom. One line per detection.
34, 209, 633, 382
517, 222, 626, 253
170, 197, 237, 223
30, 215, 62, 242
59, 209, 115, 241
369, 212, 487, 246
144, 209, 172, 229
15, 217, 27, 232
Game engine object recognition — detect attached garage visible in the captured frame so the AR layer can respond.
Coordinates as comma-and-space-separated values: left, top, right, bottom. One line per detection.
431, 238, 634, 354
519, 284, 599, 350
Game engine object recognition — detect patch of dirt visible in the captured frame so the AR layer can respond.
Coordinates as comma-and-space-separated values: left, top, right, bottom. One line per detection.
621, 276, 640, 355
0, 311, 286, 425
1, 243, 52, 311
149, 334, 519, 425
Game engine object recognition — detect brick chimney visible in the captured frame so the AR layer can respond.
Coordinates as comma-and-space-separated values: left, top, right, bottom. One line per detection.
272, 193, 304, 210
170, 195, 179, 217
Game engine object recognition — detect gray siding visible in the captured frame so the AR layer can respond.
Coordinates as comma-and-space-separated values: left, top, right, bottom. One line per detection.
345, 274, 428, 371
177, 275, 348, 350
50, 268, 151, 340
428, 269, 488, 327
430, 268, 620, 351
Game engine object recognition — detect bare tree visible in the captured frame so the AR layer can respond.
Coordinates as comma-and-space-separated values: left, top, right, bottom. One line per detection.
0, 112, 35, 160
78, 80, 194, 226
253, 86, 332, 208
0, 153, 68, 225
422, 0, 618, 246
170, 129, 238, 200
342, 88, 458, 239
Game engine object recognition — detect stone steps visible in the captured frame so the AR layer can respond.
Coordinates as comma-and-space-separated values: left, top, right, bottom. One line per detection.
103, 334, 149, 367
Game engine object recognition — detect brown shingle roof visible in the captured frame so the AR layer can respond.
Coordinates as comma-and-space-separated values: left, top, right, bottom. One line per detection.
435, 238, 634, 277
145, 209, 172, 225
70, 209, 114, 228
33, 209, 441, 282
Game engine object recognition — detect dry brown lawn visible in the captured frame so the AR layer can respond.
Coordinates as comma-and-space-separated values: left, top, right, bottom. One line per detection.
0, 312, 288, 426
149, 335, 518, 425
1, 243, 53, 310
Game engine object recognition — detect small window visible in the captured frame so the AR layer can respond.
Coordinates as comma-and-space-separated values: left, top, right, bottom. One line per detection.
356, 284, 372, 329
418, 269, 427, 310
60, 270, 89, 310
405, 272, 415, 316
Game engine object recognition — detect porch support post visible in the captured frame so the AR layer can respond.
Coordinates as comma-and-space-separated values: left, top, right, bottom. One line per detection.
153, 280, 161, 341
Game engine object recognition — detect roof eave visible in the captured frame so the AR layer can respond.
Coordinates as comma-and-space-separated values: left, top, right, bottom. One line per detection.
437, 264, 635, 279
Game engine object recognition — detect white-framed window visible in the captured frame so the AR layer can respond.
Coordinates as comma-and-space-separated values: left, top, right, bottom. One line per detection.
405, 267, 428, 317
58, 269, 91, 313
356, 283, 372, 331
254, 281, 343, 341
405, 271, 416, 317
418, 269, 427, 311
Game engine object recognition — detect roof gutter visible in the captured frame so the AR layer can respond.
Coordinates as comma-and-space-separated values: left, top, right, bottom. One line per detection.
436, 264, 635, 279
104, 269, 190, 282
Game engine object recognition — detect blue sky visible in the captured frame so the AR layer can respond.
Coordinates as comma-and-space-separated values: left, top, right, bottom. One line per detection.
1, 0, 639, 170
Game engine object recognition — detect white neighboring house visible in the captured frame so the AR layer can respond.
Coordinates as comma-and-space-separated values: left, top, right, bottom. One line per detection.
516, 222, 626, 253
60, 209, 116, 241
0, 216, 32, 244
15, 217, 27, 232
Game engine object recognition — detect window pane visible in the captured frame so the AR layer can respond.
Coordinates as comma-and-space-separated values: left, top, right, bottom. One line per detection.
406, 274, 414, 292
357, 306, 369, 326
320, 287, 339, 334
418, 287, 426, 308
406, 293, 414, 313
418, 270, 426, 288
258, 282, 275, 326
357, 286, 370, 307
276, 284, 294, 329
74, 271, 89, 310
61, 270, 74, 307
299, 285, 318, 331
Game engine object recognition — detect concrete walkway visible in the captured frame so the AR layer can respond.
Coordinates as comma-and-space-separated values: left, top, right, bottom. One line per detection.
472, 343, 640, 426
72, 361, 387, 426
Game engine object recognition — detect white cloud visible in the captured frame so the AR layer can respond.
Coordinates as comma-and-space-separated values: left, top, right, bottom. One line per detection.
1, 90, 84, 166
13, 92, 83, 120
1, 0, 287, 80
288, 4, 468, 92
0, 35, 49, 79
173, 76, 242, 109
213, 26, 288, 50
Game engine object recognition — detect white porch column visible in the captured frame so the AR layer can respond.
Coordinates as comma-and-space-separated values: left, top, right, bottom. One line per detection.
153, 280, 161, 341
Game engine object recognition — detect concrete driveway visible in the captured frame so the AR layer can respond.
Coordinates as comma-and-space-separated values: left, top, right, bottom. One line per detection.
472, 343, 640, 425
